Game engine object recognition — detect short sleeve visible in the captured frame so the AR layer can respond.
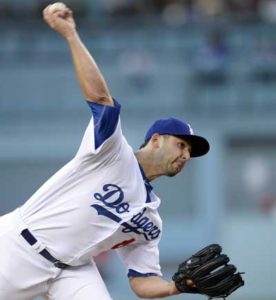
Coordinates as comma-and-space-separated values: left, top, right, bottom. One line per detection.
86, 99, 121, 150
116, 240, 162, 277
76, 99, 123, 159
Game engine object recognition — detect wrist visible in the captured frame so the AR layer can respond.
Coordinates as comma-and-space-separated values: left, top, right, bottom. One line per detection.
65, 30, 79, 43
169, 281, 181, 296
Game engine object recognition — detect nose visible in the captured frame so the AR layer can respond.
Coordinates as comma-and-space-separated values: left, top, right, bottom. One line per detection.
182, 148, 191, 160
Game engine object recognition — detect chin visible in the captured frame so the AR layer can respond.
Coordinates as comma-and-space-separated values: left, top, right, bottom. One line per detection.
167, 174, 176, 177
167, 170, 179, 177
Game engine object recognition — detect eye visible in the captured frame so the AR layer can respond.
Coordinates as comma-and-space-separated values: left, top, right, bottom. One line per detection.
177, 142, 185, 150
177, 141, 192, 154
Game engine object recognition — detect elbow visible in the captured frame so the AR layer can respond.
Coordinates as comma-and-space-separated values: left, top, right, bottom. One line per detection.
84, 92, 107, 102
131, 285, 146, 298
130, 278, 156, 299
84, 91, 113, 106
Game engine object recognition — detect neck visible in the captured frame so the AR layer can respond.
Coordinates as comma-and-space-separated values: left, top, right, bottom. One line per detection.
135, 149, 164, 182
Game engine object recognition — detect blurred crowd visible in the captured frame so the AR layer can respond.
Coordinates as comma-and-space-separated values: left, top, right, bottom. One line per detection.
1, 0, 276, 23
106, 0, 276, 22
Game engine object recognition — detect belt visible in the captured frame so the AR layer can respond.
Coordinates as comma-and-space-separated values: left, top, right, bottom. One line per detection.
21, 229, 70, 269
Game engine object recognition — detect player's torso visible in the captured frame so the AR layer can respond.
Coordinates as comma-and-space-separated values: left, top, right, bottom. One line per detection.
19, 137, 162, 265
77, 200, 162, 265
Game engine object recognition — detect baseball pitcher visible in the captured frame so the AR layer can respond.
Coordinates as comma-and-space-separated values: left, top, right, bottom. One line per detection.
0, 3, 244, 300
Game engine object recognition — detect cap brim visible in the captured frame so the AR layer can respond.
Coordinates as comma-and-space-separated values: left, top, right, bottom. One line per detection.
180, 135, 210, 157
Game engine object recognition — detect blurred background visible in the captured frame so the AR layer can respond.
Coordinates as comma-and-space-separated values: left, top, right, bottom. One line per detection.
1, 0, 276, 299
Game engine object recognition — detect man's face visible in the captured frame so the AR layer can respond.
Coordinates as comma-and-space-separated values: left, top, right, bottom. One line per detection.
157, 135, 192, 177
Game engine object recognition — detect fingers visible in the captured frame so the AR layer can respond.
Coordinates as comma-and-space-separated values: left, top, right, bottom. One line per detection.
43, 2, 72, 26
186, 279, 196, 288
44, 2, 67, 15
192, 255, 230, 278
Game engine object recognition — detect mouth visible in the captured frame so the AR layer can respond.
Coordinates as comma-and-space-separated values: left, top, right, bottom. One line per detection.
167, 160, 185, 177
177, 163, 184, 171
174, 160, 185, 172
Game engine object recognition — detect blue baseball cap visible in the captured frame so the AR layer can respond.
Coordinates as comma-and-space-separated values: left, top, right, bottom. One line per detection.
144, 117, 210, 157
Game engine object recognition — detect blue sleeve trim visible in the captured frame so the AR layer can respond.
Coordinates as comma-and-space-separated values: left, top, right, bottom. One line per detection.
128, 269, 159, 278
86, 99, 121, 150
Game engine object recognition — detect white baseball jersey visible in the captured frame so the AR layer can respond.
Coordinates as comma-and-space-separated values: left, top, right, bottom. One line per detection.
18, 99, 162, 277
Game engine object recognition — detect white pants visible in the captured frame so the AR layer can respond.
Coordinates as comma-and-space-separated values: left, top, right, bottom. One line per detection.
0, 211, 112, 300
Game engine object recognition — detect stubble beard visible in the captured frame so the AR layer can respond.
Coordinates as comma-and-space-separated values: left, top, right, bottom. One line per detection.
166, 164, 180, 177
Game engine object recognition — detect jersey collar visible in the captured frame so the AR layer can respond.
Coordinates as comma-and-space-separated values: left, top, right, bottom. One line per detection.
139, 164, 153, 191
138, 164, 154, 204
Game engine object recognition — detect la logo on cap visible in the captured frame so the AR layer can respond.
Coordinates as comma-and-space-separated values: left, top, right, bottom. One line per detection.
187, 124, 194, 135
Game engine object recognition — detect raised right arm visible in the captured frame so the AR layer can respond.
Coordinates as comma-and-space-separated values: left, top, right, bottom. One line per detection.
43, 3, 113, 106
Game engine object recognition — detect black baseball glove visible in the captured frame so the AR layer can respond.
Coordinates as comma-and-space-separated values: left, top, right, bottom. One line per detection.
172, 244, 244, 299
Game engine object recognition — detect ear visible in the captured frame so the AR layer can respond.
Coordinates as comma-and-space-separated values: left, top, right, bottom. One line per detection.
150, 133, 163, 148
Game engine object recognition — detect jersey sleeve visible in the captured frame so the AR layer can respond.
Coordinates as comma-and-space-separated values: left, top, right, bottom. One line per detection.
76, 99, 123, 159
116, 240, 162, 277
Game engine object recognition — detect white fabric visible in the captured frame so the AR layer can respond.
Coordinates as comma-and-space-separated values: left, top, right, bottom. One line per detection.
0, 211, 112, 300
18, 115, 162, 270
0, 101, 163, 298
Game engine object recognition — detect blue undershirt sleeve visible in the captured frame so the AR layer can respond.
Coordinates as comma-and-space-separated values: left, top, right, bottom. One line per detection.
128, 269, 159, 278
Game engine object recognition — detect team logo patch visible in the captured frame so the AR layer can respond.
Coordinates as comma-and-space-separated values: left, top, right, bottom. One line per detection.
93, 184, 129, 214
121, 208, 161, 240
91, 184, 161, 241
187, 123, 194, 135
